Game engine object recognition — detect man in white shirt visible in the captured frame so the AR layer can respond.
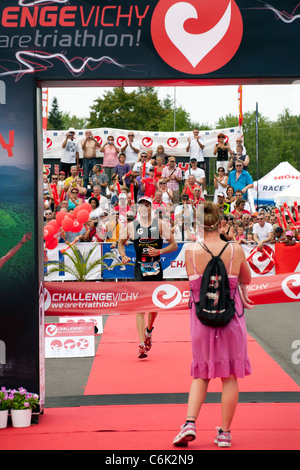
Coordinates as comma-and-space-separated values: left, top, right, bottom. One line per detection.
186, 129, 206, 194
61, 127, 80, 177
185, 158, 205, 189
132, 152, 152, 177
253, 213, 274, 248
121, 131, 140, 167
186, 128, 205, 163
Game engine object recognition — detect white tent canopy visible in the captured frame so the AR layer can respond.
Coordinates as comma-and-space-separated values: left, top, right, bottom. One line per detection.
252, 161, 300, 205
274, 181, 300, 207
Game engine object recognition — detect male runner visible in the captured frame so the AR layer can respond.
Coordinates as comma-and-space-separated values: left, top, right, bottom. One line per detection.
118, 196, 177, 359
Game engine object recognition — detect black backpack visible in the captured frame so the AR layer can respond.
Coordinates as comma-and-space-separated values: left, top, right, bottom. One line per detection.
192, 242, 240, 328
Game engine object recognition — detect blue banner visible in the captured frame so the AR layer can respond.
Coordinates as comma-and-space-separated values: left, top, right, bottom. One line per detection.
102, 242, 185, 279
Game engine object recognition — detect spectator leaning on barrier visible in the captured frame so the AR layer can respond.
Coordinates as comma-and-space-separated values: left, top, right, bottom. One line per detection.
227, 160, 254, 200
252, 213, 274, 248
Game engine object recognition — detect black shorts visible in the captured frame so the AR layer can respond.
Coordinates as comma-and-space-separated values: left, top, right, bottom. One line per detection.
134, 262, 163, 282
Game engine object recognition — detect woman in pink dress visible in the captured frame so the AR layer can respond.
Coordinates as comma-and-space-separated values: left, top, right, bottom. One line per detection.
173, 202, 253, 448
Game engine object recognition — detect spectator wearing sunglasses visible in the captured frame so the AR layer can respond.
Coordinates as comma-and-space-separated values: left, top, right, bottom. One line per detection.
227, 159, 254, 200
121, 132, 140, 168
252, 213, 274, 248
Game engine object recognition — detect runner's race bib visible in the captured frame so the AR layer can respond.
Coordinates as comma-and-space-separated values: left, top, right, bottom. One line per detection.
140, 261, 161, 277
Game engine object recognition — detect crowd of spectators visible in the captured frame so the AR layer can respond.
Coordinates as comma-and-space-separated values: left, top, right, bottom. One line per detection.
43, 128, 299, 247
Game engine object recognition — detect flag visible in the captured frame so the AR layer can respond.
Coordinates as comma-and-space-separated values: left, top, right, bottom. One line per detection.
238, 85, 243, 126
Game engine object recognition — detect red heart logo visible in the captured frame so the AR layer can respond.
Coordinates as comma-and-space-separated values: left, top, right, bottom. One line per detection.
142, 137, 153, 147
151, 0, 243, 74
117, 136, 126, 147
248, 246, 275, 275
156, 290, 178, 308
287, 279, 300, 298
167, 137, 178, 147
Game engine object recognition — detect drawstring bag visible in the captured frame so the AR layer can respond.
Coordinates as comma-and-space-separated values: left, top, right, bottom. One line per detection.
192, 242, 240, 327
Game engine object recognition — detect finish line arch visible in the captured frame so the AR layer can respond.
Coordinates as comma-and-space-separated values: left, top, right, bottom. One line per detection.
0, 0, 299, 407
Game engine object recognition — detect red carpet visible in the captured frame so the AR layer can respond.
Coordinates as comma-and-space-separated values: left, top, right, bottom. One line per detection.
0, 311, 299, 450
0, 403, 299, 450
84, 313, 300, 395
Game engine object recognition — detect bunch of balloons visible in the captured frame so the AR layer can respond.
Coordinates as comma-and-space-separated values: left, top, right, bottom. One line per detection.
44, 203, 92, 250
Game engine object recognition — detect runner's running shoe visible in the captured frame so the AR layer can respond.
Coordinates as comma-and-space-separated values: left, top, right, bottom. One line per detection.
138, 344, 148, 359
172, 423, 196, 447
144, 328, 153, 352
214, 427, 232, 447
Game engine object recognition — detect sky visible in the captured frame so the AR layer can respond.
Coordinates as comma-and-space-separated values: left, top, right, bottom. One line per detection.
47, 83, 300, 130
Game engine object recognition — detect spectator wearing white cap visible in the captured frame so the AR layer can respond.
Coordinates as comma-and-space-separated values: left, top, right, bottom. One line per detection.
61, 127, 80, 177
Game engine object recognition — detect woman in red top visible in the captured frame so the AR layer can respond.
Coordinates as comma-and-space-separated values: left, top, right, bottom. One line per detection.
231, 198, 251, 220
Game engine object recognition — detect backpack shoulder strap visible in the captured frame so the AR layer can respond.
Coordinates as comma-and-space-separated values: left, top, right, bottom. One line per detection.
217, 242, 230, 258
200, 242, 213, 257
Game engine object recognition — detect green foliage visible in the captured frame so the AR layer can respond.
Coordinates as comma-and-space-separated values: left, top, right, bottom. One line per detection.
215, 109, 300, 178
46, 243, 130, 281
61, 112, 88, 130
48, 96, 64, 130
88, 87, 166, 130
0, 202, 34, 288
7, 388, 40, 411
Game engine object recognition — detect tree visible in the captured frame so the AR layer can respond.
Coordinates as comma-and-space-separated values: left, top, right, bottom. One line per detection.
61, 112, 88, 130
88, 87, 170, 131
47, 97, 64, 130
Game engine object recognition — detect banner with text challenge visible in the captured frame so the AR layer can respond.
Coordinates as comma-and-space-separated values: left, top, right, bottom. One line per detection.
0, 1, 300, 82
44, 272, 300, 316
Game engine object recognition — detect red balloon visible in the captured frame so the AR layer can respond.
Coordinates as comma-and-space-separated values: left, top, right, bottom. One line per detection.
76, 209, 90, 224
73, 205, 83, 218
72, 220, 83, 233
48, 219, 59, 233
45, 238, 58, 250
62, 217, 75, 232
55, 211, 67, 227
44, 225, 55, 241
80, 202, 92, 213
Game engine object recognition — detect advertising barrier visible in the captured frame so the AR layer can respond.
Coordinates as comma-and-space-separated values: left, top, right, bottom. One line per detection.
44, 242, 300, 281
44, 271, 300, 317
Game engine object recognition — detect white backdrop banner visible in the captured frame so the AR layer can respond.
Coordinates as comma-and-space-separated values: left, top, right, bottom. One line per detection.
45, 126, 243, 159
